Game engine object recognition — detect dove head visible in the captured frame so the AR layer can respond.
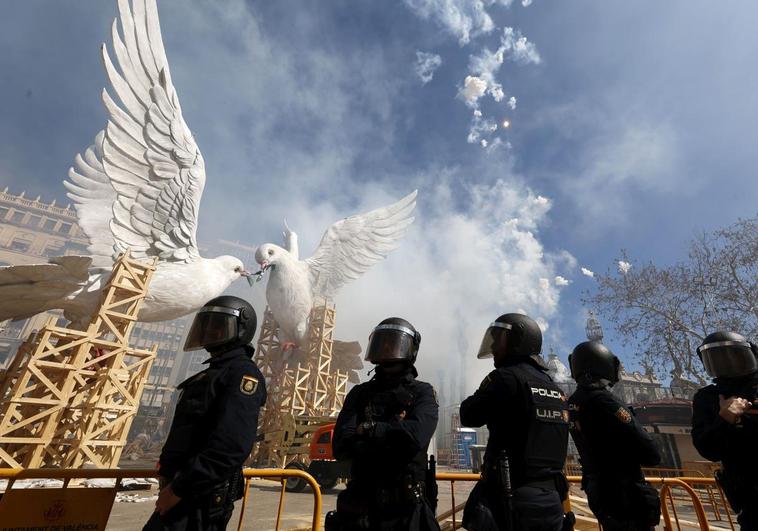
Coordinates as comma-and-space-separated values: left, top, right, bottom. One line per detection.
214, 255, 250, 282
255, 244, 289, 272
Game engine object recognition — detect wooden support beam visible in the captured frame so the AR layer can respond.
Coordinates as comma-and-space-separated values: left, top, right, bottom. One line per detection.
0, 250, 158, 468
251, 300, 351, 467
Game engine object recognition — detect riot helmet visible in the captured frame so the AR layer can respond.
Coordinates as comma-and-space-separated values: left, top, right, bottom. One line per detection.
697, 331, 758, 379
365, 317, 421, 365
183, 295, 257, 353
569, 341, 620, 387
477, 313, 543, 366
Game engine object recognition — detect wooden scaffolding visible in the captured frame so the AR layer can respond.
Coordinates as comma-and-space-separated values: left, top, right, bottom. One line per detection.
253, 302, 349, 467
0, 251, 158, 468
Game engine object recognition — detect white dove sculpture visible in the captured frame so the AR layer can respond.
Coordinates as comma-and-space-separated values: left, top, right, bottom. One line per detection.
0, 0, 250, 326
254, 191, 417, 350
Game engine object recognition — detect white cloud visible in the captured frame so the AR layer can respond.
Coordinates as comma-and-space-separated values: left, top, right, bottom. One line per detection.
550, 110, 681, 230
402, 0, 498, 45
459, 27, 540, 144
469, 46, 506, 87
468, 27, 540, 88
466, 111, 498, 144
415, 51, 442, 84
581, 267, 595, 278
484, 137, 508, 152
618, 260, 632, 274
318, 176, 569, 400
522, 0, 533, 7
489, 83, 505, 102
459, 75, 488, 107
401, 1, 538, 144
501, 26, 541, 65
554, 275, 570, 286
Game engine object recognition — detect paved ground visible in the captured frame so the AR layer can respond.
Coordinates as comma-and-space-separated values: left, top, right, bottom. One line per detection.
5, 472, 729, 530
106, 475, 477, 530
108, 479, 338, 530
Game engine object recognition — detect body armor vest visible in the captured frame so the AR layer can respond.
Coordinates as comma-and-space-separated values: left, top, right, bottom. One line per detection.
355, 374, 428, 482
486, 364, 569, 485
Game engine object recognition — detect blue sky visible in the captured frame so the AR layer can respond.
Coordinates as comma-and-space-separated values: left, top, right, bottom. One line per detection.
2, 0, 758, 403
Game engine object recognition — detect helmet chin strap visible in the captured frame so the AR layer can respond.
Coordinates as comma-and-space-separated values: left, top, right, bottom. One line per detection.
207, 339, 243, 356
207, 345, 227, 356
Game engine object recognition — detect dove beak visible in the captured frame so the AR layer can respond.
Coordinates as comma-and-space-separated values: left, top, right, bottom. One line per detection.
260, 261, 270, 271
239, 269, 252, 278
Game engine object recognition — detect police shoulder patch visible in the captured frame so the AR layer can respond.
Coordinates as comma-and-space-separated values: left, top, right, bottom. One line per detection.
479, 374, 493, 391
615, 407, 632, 424
240, 375, 259, 395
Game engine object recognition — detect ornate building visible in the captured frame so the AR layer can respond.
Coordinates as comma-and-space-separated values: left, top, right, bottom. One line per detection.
547, 311, 668, 403
544, 311, 699, 470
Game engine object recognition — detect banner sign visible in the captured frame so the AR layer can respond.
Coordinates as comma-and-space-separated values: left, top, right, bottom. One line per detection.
0, 487, 116, 531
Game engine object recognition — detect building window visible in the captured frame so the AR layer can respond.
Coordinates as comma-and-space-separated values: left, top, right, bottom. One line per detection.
0, 207, 9, 220
27, 215, 41, 227
43, 219, 56, 231
11, 211, 24, 224
9, 239, 31, 252
42, 244, 63, 257
58, 222, 72, 234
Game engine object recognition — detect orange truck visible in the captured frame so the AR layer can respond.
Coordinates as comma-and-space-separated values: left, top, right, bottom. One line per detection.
284, 423, 351, 492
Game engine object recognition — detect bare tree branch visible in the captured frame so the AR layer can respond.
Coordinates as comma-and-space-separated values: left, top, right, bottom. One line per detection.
584, 217, 758, 383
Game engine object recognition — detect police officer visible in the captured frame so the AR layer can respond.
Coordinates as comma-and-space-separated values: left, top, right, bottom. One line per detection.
144, 296, 266, 531
327, 317, 440, 531
461, 313, 571, 531
568, 341, 661, 530
692, 331, 758, 529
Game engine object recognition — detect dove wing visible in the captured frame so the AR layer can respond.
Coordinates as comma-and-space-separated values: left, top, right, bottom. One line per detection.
64, 0, 205, 268
283, 220, 299, 260
305, 191, 417, 298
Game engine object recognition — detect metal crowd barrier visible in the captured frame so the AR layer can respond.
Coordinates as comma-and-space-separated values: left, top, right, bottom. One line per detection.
0, 467, 323, 531
433, 472, 735, 531
0, 467, 740, 530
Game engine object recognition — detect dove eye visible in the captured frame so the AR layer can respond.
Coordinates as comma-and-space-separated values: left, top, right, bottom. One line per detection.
267, 250, 274, 256
234, 266, 241, 272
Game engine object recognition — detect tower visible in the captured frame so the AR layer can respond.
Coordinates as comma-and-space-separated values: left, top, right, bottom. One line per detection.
585, 310, 604, 342
252, 301, 350, 467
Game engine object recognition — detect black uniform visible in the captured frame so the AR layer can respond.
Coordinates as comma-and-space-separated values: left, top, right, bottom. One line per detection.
330, 366, 440, 530
461, 359, 569, 531
692, 374, 758, 529
144, 345, 266, 531
568, 386, 660, 530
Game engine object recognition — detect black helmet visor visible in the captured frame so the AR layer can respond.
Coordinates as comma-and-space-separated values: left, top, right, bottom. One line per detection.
183, 307, 239, 352
365, 324, 416, 363
699, 340, 758, 378
477, 322, 512, 359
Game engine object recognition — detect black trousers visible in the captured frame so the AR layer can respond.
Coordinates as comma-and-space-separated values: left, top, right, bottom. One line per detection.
583, 477, 659, 531
462, 481, 564, 531
142, 499, 235, 531
330, 482, 440, 531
